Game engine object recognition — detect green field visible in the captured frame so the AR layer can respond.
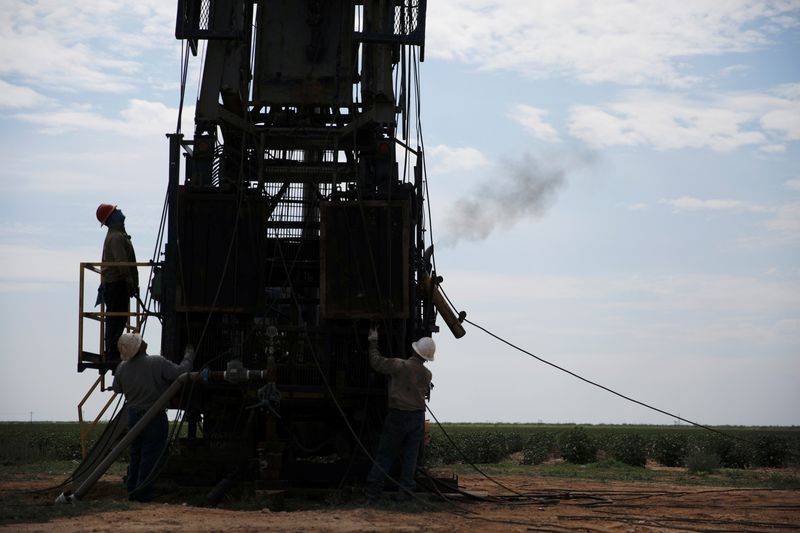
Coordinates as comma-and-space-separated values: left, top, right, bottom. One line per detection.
0, 422, 98, 464
425, 423, 800, 471
0, 422, 798, 527
1, 421, 798, 470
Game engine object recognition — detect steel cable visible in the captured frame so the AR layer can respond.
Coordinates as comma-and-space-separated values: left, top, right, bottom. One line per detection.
463, 316, 764, 447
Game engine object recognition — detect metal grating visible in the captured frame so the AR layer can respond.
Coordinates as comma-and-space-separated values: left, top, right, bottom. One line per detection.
199, 0, 211, 31
175, 0, 241, 40
394, 0, 420, 35
261, 148, 336, 239
354, 0, 425, 47
264, 183, 326, 239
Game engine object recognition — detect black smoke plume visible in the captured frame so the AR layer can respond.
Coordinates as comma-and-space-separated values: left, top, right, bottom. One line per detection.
440, 152, 591, 247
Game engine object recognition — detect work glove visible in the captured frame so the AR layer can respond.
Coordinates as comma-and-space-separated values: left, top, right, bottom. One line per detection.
184, 345, 196, 365
95, 283, 105, 307
127, 279, 139, 298
367, 327, 378, 342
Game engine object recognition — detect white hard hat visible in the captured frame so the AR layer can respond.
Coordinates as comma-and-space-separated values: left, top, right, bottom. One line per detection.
411, 337, 435, 361
118, 332, 142, 361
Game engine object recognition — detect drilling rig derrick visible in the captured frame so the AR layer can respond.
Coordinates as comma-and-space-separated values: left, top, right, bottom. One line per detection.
156, 0, 440, 487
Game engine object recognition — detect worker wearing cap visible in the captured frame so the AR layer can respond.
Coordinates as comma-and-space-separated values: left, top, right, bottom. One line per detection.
112, 332, 195, 502
364, 328, 434, 503
96, 203, 138, 361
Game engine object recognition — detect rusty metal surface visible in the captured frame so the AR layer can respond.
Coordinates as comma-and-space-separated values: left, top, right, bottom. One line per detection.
320, 200, 410, 319
253, 0, 354, 106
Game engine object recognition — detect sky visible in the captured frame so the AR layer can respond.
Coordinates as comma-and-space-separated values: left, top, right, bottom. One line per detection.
0, 1, 798, 425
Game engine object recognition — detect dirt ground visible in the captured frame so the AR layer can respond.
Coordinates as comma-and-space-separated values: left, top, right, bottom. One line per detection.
2, 470, 799, 532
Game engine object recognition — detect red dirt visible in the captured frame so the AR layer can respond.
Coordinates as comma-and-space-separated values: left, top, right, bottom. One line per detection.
2, 470, 799, 532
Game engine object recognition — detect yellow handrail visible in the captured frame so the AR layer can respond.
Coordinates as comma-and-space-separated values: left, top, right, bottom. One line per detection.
77, 375, 119, 459
78, 261, 158, 370
77, 261, 159, 457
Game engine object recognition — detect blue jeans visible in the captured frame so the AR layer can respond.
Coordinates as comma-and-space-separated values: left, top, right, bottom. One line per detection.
127, 408, 168, 501
366, 409, 425, 499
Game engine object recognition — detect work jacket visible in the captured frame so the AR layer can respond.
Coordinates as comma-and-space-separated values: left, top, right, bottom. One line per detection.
102, 225, 138, 288
369, 340, 432, 411
112, 352, 193, 411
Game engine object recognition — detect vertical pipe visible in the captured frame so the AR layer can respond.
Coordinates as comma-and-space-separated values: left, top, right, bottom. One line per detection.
78, 263, 85, 371
163, 134, 183, 361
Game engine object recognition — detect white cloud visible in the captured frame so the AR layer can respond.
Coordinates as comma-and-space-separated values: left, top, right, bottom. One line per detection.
763, 203, 800, 235
569, 97, 764, 151
0, 167, 114, 193
0, 1, 175, 94
0, 281, 56, 293
0, 80, 49, 108
508, 104, 561, 142
761, 103, 800, 140
759, 144, 786, 154
627, 203, 648, 211
39, 150, 151, 164
448, 271, 800, 318
724, 83, 800, 140
771, 83, 800, 100
427, 144, 490, 174
568, 86, 800, 152
785, 178, 800, 191
14, 99, 182, 138
427, 1, 800, 87
0, 244, 96, 287
0, 222, 47, 240
659, 197, 765, 212
0, 148, 169, 195
717, 64, 750, 78
661, 197, 800, 245
772, 319, 800, 341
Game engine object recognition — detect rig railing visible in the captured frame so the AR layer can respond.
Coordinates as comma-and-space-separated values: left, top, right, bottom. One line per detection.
78, 261, 155, 372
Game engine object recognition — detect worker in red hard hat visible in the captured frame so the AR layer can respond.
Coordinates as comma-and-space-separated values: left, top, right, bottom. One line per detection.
96, 203, 139, 361
364, 327, 434, 504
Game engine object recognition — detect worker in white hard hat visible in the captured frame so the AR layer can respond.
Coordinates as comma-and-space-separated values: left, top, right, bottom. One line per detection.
96, 203, 138, 362
364, 327, 434, 503
112, 332, 195, 502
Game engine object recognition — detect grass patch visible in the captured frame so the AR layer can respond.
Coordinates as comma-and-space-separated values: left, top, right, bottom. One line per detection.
0, 460, 80, 479
426, 423, 800, 470
538, 460, 657, 482
440, 460, 800, 490
763, 472, 800, 490
0, 460, 127, 481
668, 468, 800, 489
0, 423, 90, 464
685, 450, 721, 474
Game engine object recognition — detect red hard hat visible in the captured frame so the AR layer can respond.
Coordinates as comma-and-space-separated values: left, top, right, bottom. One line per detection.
96, 203, 117, 225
